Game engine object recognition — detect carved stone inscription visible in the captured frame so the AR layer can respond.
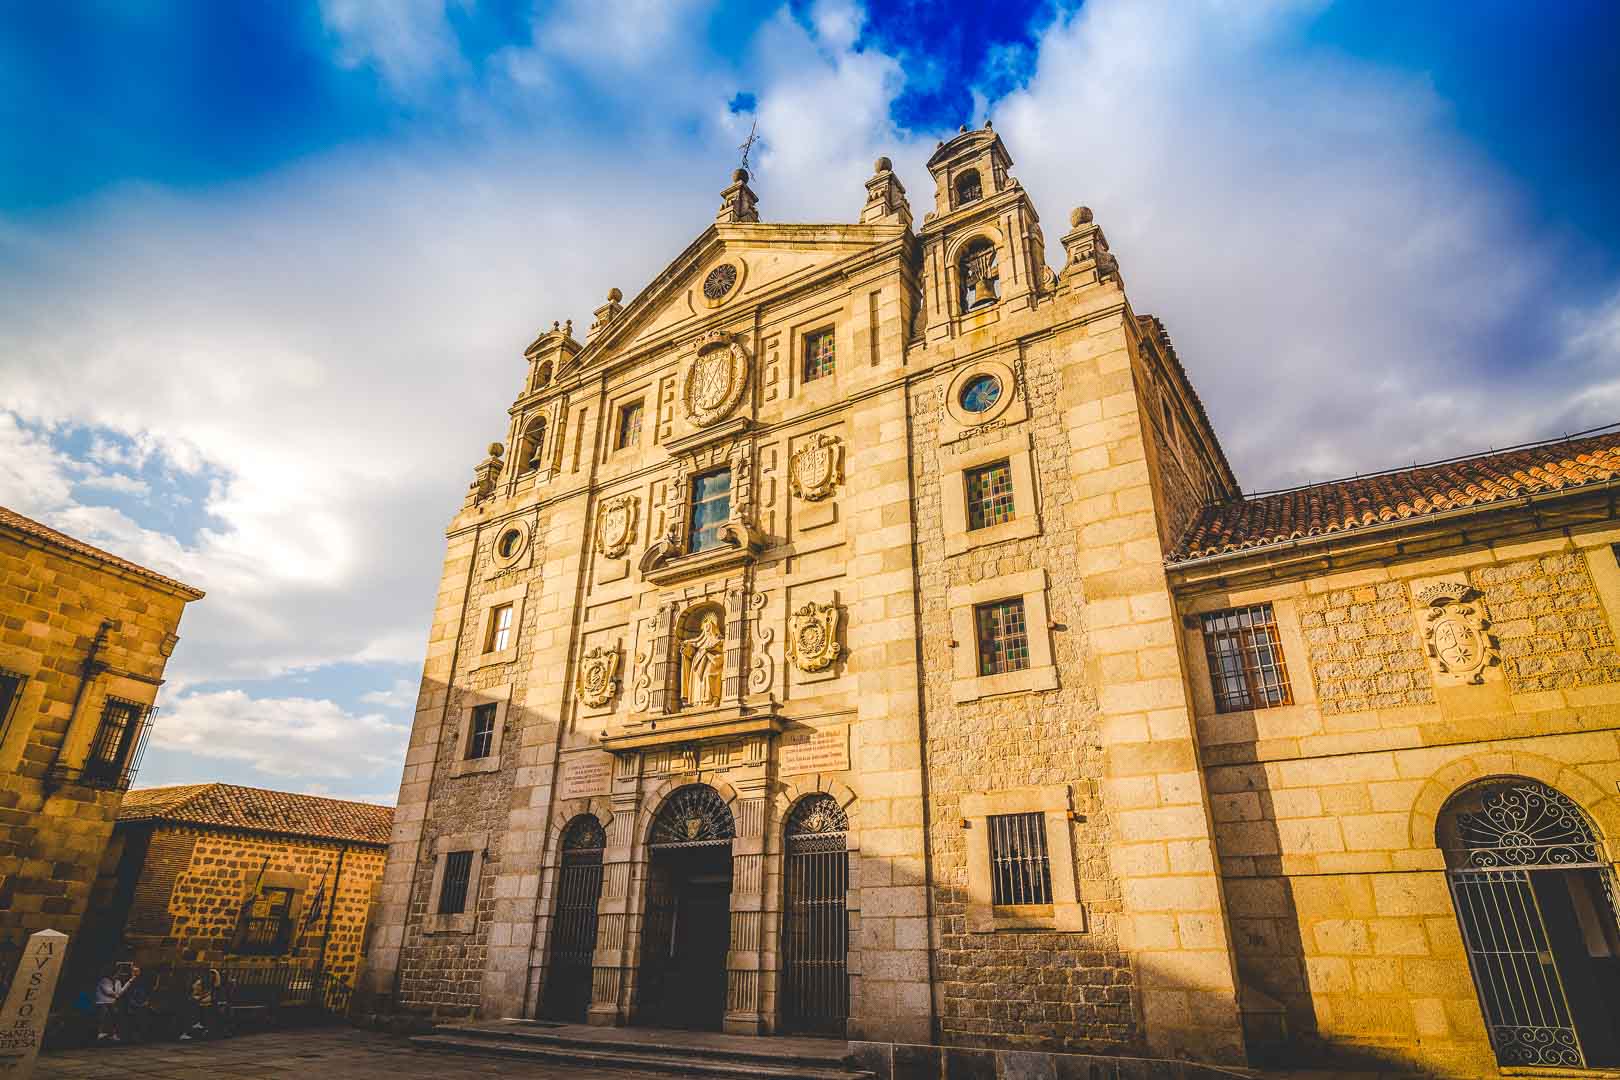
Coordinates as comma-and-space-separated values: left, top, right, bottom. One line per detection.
557, 752, 614, 801
779, 727, 850, 776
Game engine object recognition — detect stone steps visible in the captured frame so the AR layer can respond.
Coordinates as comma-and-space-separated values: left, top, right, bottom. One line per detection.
411, 1022, 873, 1080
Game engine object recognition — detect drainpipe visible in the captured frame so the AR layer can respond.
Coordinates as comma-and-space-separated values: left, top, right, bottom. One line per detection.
45, 618, 120, 791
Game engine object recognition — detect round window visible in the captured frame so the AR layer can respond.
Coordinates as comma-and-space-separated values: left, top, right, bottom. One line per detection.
959, 374, 1002, 413
702, 264, 738, 301
497, 530, 523, 558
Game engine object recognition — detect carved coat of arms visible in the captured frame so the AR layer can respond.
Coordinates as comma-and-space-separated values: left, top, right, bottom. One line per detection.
1414, 578, 1498, 685
576, 644, 621, 708
789, 433, 842, 501
596, 494, 638, 559
787, 601, 842, 673
682, 330, 750, 427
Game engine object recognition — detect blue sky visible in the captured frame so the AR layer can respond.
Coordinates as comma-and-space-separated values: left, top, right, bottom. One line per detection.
2, 0, 1618, 803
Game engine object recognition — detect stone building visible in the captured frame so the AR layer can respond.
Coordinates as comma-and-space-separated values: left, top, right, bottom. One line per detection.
78, 783, 391, 991
0, 505, 202, 994
364, 126, 1620, 1076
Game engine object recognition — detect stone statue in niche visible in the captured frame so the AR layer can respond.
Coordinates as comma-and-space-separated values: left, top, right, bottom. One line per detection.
680, 611, 725, 709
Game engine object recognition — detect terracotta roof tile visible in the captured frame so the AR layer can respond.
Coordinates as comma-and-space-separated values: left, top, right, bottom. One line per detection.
1171, 430, 1620, 562
119, 783, 392, 845
0, 505, 204, 599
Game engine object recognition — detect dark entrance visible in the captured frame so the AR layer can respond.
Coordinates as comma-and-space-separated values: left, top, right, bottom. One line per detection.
542, 815, 605, 1022
1441, 779, 1620, 1068
638, 785, 735, 1030
781, 794, 850, 1035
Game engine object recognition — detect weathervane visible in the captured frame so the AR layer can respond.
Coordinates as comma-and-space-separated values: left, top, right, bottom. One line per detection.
738, 118, 760, 171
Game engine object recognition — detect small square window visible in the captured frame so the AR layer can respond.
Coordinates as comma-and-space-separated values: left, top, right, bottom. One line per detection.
237, 885, 295, 954
965, 460, 1016, 531
803, 328, 835, 383
689, 468, 732, 553
1201, 603, 1293, 713
616, 400, 644, 450
488, 604, 514, 652
467, 703, 497, 760
438, 851, 475, 915
975, 598, 1029, 676
987, 812, 1052, 905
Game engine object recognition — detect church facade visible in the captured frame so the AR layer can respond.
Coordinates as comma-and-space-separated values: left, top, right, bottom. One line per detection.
363, 126, 1620, 1077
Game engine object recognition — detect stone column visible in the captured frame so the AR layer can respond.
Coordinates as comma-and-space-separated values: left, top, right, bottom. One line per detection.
724, 776, 770, 1035
588, 761, 641, 1026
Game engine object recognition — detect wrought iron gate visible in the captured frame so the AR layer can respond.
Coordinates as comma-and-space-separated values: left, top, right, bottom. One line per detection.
543, 815, 605, 1021
782, 795, 849, 1035
1441, 779, 1617, 1068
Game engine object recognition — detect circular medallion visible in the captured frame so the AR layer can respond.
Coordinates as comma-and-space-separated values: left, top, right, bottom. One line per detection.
681, 332, 751, 427
703, 264, 737, 301
959, 374, 1002, 413
797, 623, 827, 654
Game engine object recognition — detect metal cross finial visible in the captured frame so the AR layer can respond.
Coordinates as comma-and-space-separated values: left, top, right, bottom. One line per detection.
738, 118, 760, 171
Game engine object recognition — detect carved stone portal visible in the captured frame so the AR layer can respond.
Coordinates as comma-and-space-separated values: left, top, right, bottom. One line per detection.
577, 644, 621, 708
682, 331, 750, 428
1413, 576, 1499, 686
789, 433, 842, 502
596, 494, 638, 559
787, 601, 842, 674
680, 611, 726, 708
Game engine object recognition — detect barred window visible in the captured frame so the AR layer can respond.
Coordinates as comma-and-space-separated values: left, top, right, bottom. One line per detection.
988, 812, 1052, 905
689, 468, 732, 553
803, 328, 835, 383
82, 698, 146, 788
467, 703, 497, 759
975, 598, 1029, 676
237, 885, 295, 955
965, 460, 1015, 530
438, 851, 475, 915
1201, 603, 1293, 712
616, 400, 644, 450
488, 604, 514, 652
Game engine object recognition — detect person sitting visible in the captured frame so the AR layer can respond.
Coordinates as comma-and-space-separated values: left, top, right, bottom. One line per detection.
93, 965, 125, 1042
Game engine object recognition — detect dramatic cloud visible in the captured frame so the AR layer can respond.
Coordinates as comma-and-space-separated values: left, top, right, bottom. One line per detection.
150, 690, 408, 779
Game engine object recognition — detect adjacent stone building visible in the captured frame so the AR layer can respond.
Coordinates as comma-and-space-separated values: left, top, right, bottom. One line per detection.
0, 505, 202, 995
364, 126, 1620, 1077
79, 783, 391, 991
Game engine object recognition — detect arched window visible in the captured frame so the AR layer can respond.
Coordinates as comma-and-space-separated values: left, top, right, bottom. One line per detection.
959, 238, 999, 313
955, 169, 982, 207
1439, 779, 1620, 1068
518, 415, 547, 474
532, 360, 553, 392
649, 784, 734, 847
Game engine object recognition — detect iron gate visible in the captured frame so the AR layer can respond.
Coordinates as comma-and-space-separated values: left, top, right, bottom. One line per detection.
542, 815, 605, 1021
782, 795, 849, 1035
1441, 779, 1617, 1068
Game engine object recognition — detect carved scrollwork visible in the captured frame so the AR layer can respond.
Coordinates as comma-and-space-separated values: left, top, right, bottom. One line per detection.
576, 644, 621, 708
787, 600, 842, 674
748, 591, 773, 695
630, 618, 655, 713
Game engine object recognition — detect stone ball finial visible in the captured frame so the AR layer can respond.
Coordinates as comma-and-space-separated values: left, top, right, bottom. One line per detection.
958, 124, 968, 134
608, 287, 623, 303
564, 319, 573, 335
552, 320, 560, 331
733, 167, 749, 183
1070, 206, 1094, 227
874, 155, 892, 173
487, 442, 505, 457
984, 119, 993, 130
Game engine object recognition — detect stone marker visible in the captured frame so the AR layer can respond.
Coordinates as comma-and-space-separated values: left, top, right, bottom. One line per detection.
0, 930, 68, 1079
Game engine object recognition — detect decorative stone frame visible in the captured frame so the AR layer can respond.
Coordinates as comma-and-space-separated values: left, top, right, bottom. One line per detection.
642, 437, 759, 586
941, 357, 1027, 443
698, 255, 748, 310
948, 568, 1058, 703
424, 830, 488, 934
790, 308, 841, 395
961, 786, 1084, 933
471, 581, 528, 670
611, 393, 649, 455
0, 652, 40, 775
487, 516, 533, 576
941, 428, 1040, 556
449, 683, 511, 778
682, 331, 752, 429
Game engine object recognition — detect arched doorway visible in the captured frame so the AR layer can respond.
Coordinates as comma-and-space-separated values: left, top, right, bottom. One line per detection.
638, 785, 734, 1029
781, 794, 850, 1035
542, 815, 605, 1022
1440, 779, 1620, 1067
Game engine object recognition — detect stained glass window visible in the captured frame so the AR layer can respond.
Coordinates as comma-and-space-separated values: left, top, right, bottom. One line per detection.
689, 468, 732, 553
959, 374, 1001, 413
975, 598, 1030, 676
803, 328, 835, 382
966, 460, 1015, 530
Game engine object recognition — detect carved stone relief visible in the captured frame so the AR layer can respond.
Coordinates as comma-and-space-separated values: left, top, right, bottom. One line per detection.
787, 601, 843, 673
576, 643, 621, 708
596, 494, 639, 559
682, 330, 751, 428
1412, 575, 1500, 686
789, 433, 843, 502
679, 610, 726, 708
630, 616, 655, 712
748, 591, 774, 695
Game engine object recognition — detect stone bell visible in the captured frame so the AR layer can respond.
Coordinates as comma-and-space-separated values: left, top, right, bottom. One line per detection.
970, 272, 999, 309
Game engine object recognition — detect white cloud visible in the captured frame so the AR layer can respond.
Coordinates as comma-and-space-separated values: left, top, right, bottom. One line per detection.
359, 678, 419, 710
318, 0, 464, 96
151, 690, 408, 779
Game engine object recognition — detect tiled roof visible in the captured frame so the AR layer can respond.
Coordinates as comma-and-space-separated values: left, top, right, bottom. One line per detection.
0, 505, 204, 599
1172, 429, 1620, 562
119, 783, 393, 845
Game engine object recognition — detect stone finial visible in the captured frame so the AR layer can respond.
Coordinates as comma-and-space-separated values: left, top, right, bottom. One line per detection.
717, 167, 760, 224
1071, 205, 1093, 227
874, 156, 892, 173
1058, 206, 1122, 288
564, 319, 573, 338
862, 152, 912, 228
608, 287, 623, 302
468, 441, 505, 505
590, 287, 625, 338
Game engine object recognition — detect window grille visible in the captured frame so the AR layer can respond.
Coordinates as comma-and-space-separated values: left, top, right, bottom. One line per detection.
617, 401, 644, 450
688, 468, 732, 553
81, 697, 148, 789
467, 703, 497, 759
975, 598, 1030, 676
438, 851, 475, 915
1200, 604, 1293, 712
965, 460, 1015, 530
803, 329, 836, 383
988, 812, 1052, 905
237, 886, 294, 955
488, 604, 514, 652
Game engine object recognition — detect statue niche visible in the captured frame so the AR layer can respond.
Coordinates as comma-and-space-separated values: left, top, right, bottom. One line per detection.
679, 606, 726, 710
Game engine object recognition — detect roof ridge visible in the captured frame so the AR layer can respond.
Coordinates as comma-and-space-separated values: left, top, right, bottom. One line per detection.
0, 505, 204, 598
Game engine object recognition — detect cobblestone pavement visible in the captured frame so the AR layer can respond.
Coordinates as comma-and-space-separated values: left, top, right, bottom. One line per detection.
36, 1026, 650, 1079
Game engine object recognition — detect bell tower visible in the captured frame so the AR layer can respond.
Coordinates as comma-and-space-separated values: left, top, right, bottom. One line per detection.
918, 123, 1046, 343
